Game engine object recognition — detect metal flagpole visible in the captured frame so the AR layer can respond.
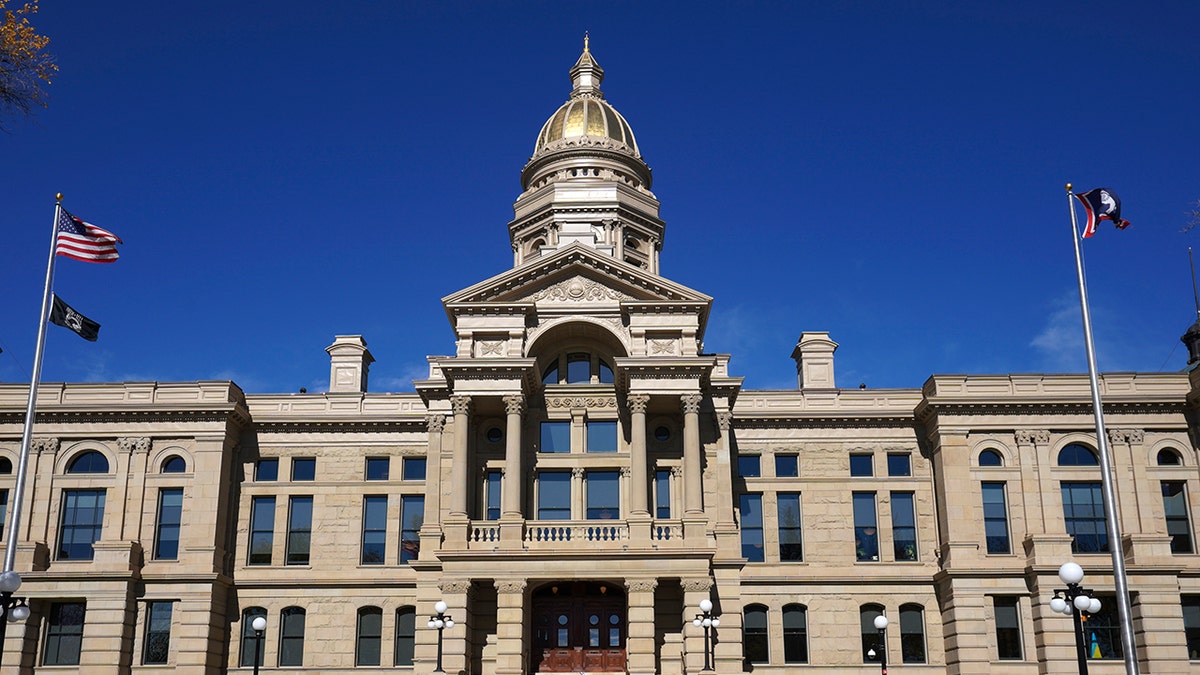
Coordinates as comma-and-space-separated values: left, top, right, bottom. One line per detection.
1064, 183, 1138, 674
4, 194, 64, 573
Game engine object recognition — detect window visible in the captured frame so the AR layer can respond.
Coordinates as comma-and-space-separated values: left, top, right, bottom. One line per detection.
598, 359, 614, 384
860, 604, 885, 663
485, 470, 502, 520
654, 470, 671, 518
0, 456, 11, 473
66, 450, 108, 474
161, 455, 186, 473
58, 489, 106, 560
586, 471, 619, 520
982, 482, 1011, 554
740, 494, 764, 562
255, 458, 279, 481
291, 457, 315, 481
286, 496, 313, 565
395, 606, 416, 666
978, 449, 1004, 467
1061, 482, 1108, 553
654, 426, 671, 442
853, 492, 879, 561
542, 361, 559, 385
1058, 444, 1099, 466
1183, 595, 1200, 660
538, 472, 571, 520
1162, 481, 1193, 554
541, 422, 570, 453
240, 607, 267, 667
783, 604, 808, 663
777, 492, 803, 561
994, 596, 1022, 660
279, 607, 305, 667
143, 601, 172, 665
1085, 597, 1123, 660
899, 604, 926, 663
743, 604, 768, 665
486, 427, 503, 444
1158, 448, 1183, 466
775, 454, 798, 478
248, 496, 275, 565
887, 453, 911, 477
850, 453, 873, 477
44, 601, 86, 666
587, 421, 618, 453
365, 457, 389, 481
737, 455, 761, 478
566, 353, 590, 383
0, 488, 8, 532
153, 488, 183, 560
361, 496, 387, 564
402, 457, 427, 480
356, 606, 383, 666
400, 495, 424, 563
891, 492, 917, 561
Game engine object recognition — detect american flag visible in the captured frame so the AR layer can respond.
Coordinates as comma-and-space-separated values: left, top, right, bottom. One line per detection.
55, 208, 122, 263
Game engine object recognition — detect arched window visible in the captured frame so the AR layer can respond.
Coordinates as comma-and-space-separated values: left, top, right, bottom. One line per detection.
239, 607, 267, 667
860, 604, 885, 664
783, 604, 808, 664
598, 358, 614, 384
356, 606, 382, 666
1057, 444, 1098, 466
0, 457, 11, 474
67, 451, 109, 474
566, 353, 590, 383
160, 455, 186, 473
978, 449, 1003, 467
542, 361, 559, 385
395, 606, 416, 666
1157, 448, 1183, 466
279, 607, 305, 666
743, 604, 768, 665
899, 604, 926, 663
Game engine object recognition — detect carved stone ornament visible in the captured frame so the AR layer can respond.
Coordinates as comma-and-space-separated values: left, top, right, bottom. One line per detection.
627, 579, 658, 593
495, 579, 528, 594
117, 437, 151, 454
1014, 429, 1051, 445
681, 578, 713, 593
671, 466, 683, 478
627, 394, 650, 414
620, 467, 631, 478
547, 396, 617, 410
680, 394, 703, 415
523, 275, 635, 303
440, 580, 473, 594
1108, 428, 1146, 445
503, 394, 526, 416
451, 396, 473, 415
31, 437, 60, 455
426, 414, 446, 433
478, 340, 506, 357
572, 467, 585, 479
715, 411, 733, 431
649, 339, 677, 355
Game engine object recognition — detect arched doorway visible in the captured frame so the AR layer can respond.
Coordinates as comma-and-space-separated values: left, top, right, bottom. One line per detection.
531, 582, 626, 672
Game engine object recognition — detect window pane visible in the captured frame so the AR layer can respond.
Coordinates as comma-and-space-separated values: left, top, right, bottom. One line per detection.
542, 362, 559, 385
161, 455, 187, 473
1183, 595, 1200, 660
45, 602, 86, 666
291, 457, 315, 481
143, 601, 172, 665
362, 496, 387, 564
255, 458, 278, 481
978, 449, 1003, 467
357, 608, 382, 666
587, 421, 618, 453
249, 496, 275, 565
154, 488, 183, 560
598, 359, 614, 384
541, 422, 571, 453
486, 470, 502, 520
783, 605, 808, 663
743, 606, 768, 664
854, 493, 878, 561
0, 489, 7, 533
738, 455, 761, 478
1061, 482, 1108, 553
887, 453, 911, 476
1162, 481, 1193, 554
566, 353, 590, 383
891, 492, 917, 561
286, 496, 313, 565
67, 451, 109, 474
279, 607, 306, 666
400, 495, 424, 563
655, 470, 671, 519
58, 489, 107, 561
240, 608, 267, 667
365, 457, 389, 480
403, 457, 427, 481
740, 494, 764, 562
850, 454, 873, 477
587, 471, 620, 520
1058, 444, 1099, 466
778, 493, 803, 561
994, 596, 1022, 660
860, 605, 884, 663
538, 473, 571, 520
982, 482, 1011, 554
900, 605, 926, 663
395, 607, 416, 666
1084, 597, 1123, 660
775, 454, 798, 477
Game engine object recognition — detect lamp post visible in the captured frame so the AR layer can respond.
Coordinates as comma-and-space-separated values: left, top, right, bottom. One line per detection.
427, 600, 453, 673
1048, 561, 1102, 675
871, 614, 889, 674
250, 615, 267, 675
692, 598, 719, 672
0, 570, 31, 668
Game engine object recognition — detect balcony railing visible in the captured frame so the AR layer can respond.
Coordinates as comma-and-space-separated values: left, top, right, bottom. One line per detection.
465, 519, 685, 550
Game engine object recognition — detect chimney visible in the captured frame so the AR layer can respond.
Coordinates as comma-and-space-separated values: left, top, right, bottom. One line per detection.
326, 335, 374, 393
791, 332, 838, 389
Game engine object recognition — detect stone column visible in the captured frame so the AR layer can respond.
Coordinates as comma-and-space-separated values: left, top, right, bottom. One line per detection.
628, 394, 650, 517
493, 579, 527, 675
501, 395, 525, 518
449, 396, 472, 518
681, 577, 713, 674
116, 437, 150, 541
1109, 428, 1152, 532
438, 579, 472, 675
1014, 430, 1049, 533
420, 414, 446, 559
19, 437, 57, 569
681, 394, 704, 515
626, 579, 658, 675
571, 468, 585, 520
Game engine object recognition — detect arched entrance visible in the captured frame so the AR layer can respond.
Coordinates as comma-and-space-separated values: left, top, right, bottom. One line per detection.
531, 581, 626, 672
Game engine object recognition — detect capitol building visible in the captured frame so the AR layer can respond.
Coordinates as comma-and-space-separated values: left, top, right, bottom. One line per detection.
1, 42, 1199, 674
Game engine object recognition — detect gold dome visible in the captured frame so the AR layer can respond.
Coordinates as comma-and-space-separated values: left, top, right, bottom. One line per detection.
533, 41, 640, 157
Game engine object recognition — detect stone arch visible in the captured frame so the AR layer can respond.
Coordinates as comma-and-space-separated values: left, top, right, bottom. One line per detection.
150, 445, 194, 474
527, 317, 630, 366
55, 441, 116, 475
970, 439, 1015, 467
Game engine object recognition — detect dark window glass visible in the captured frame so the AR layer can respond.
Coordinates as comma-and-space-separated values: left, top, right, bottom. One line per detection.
154, 488, 183, 560
286, 496, 313, 565
365, 457, 389, 481
400, 495, 424, 563
486, 427, 503, 443
598, 359, 614, 384
1085, 597, 1123, 660
900, 604, 926, 663
486, 470, 502, 520
538, 472, 571, 520
737, 455, 761, 478
778, 492, 803, 561
982, 482, 1011, 554
291, 457, 315, 481
775, 454, 798, 478
45, 601, 86, 665
891, 492, 918, 561
143, 600, 172, 665
860, 604, 885, 663
1162, 481, 1193, 554
783, 604, 807, 663
279, 607, 305, 667
994, 596, 1022, 660
1183, 595, 1200, 661
1157, 448, 1183, 466
58, 489, 106, 560
403, 457, 427, 480
587, 421, 618, 453
161, 455, 186, 473
66, 450, 108, 474
541, 422, 571, 453
361, 496, 387, 564
542, 361, 559, 385
587, 471, 620, 520
0, 488, 7, 532
850, 454, 873, 477
654, 426, 671, 442
1058, 444, 1099, 466
655, 470, 671, 519
853, 492, 878, 561
0, 457, 11, 473
239, 607, 266, 667
740, 494, 764, 562
1061, 481, 1108, 553
395, 607, 416, 666
248, 496, 275, 565
356, 607, 382, 666
566, 353, 590, 383
978, 449, 1004, 467
255, 458, 278, 481
887, 453, 911, 477
743, 605, 768, 664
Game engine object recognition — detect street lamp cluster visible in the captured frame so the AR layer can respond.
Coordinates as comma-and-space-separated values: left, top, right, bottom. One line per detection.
0, 570, 31, 667
428, 600, 454, 673
866, 614, 888, 674
1047, 561, 1102, 675
692, 599, 720, 671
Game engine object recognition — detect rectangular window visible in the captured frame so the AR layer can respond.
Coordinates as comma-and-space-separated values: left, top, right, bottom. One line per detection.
994, 596, 1022, 660
143, 601, 173, 665
153, 488, 183, 560
44, 601, 86, 666
485, 470, 502, 520
357, 608, 382, 666
255, 458, 278, 481
1061, 481, 1108, 553
1162, 481, 1194, 554
740, 493, 765, 562
1085, 596, 1123, 660
655, 470, 671, 519
586, 471, 620, 520
1183, 595, 1200, 661
850, 453, 873, 477
361, 496, 387, 564
775, 454, 799, 478
586, 421, 618, 452
0, 488, 8, 532
58, 489, 106, 560
737, 455, 761, 478
402, 457, 427, 481
248, 496, 275, 565
400, 495, 424, 563
891, 491, 918, 561
777, 492, 803, 561
286, 496, 313, 565
365, 457, 389, 480
782, 606, 807, 663
291, 457, 315, 481
279, 608, 305, 666
899, 605, 926, 663
538, 472, 571, 520
853, 492, 878, 561
395, 608, 416, 666
982, 482, 1012, 554
887, 453, 911, 477
541, 421, 571, 453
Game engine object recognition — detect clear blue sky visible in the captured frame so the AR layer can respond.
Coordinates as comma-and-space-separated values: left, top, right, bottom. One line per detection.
3, 1, 1197, 393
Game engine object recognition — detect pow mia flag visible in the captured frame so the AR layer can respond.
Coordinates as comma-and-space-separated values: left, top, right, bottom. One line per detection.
49, 295, 100, 342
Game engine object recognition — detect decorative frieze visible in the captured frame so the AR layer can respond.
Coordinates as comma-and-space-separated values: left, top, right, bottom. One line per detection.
627, 579, 658, 593
681, 578, 712, 593
440, 580, 473, 594
523, 276, 634, 303
494, 579, 528, 594
117, 437, 151, 454
547, 396, 617, 410
31, 437, 60, 455
1014, 429, 1051, 445
1108, 428, 1145, 445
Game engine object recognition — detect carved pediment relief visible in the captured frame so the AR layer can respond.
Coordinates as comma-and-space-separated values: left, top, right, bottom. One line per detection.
520, 275, 634, 304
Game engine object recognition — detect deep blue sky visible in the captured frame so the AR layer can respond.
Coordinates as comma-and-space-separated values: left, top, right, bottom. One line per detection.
3, 1, 1198, 394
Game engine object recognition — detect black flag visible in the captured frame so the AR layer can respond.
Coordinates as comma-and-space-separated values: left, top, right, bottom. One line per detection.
49, 295, 100, 342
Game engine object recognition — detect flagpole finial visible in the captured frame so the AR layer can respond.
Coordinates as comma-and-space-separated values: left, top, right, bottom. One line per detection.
55, 193, 63, 202
1065, 182, 1072, 192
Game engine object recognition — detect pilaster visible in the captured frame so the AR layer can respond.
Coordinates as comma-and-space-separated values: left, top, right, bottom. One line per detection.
627, 578, 658, 675
681, 577, 712, 673
493, 579, 527, 675
420, 414, 446, 560
1014, 429, 1049, 534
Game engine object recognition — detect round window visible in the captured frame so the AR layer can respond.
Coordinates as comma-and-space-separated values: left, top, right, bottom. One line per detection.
557, 615, 569, 626
486, 427, 503, 443
590, 614, 599, 625
654, 426, 671, 442
609, 613, 620, 624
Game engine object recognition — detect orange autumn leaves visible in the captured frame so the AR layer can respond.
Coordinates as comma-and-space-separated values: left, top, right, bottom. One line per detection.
1, 1, 56, 127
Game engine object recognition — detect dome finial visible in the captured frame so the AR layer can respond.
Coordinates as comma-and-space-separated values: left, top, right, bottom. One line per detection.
570, 34, 604, 98
584, 31, 590, 53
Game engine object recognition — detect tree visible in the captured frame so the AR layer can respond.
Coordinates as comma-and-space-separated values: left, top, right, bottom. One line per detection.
0, 1, 56, 128
1186, 200, 1200, 234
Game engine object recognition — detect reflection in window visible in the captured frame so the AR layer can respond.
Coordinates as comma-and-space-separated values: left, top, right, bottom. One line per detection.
1058, 444, 1099, 466
887, 453, 911, 477
143, 601, 173, 665
891, 492, 917, 561
655, 470, 671, 519
365, 457, 389, 480
161, 455, 186, 473
1085, 597, 1123, 660
586, 471, 619, 520
1157, 448, 1183, 466
286, 496, 313, 565
248, 496, 275, 565
542, 361, 559, 385
775, 454, 799, 477
737, 455, 760, 478
402, 457, 427, 481
400, 495, 424, 563
58, 489, 107, 560
1162, 481, 1193, 554
240, 607, 266, 667
982, 482, 1011, 554
567, 353, 590, 383
538, 472, 570, 520
485, 470, 502, 520
598, 359, 614, 384
854, 493, 878, 562
1061, 482, 1108, 553
255, 458, 278, 481
783, 604, 808, 663
740, 494, 764, 562
743, 605, 768, 664
850, 454, 873, 477
777, 493, 803, 561
541, 422, 571, 453
900, 604, 926, 663
395, 607, 416, 666
67, 451, 109, 474
1183, 595, 1200, 660
860, 604, 885, 663
978, 449, 1004, 467
291, 457, 316, 481
279, 606, 306, 666
361, 496, 387, 564
994, 596, 1022, 660
587, 421, 618, 453
356, 607, 383, 666
154, 488, 183, 560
